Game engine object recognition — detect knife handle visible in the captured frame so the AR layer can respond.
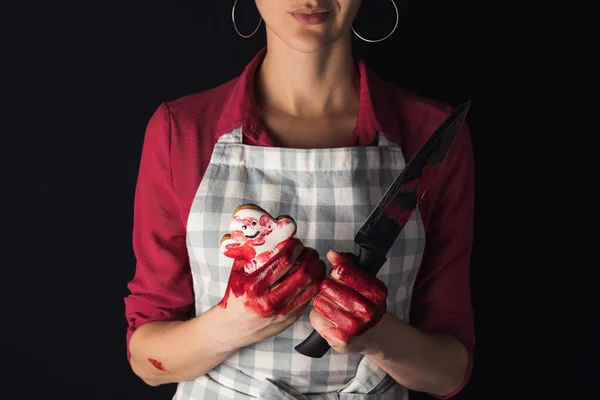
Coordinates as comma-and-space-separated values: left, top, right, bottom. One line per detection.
294, 246, 388, 358
356, 246, 389, 277
293, 330, 331, 358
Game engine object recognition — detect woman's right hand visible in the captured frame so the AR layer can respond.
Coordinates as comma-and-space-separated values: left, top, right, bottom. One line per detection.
211, 238, 326, 350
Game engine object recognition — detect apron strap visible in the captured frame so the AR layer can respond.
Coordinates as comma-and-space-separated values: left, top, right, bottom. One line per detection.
216, 127, 245, 144
216, 128, 399, 149
375, 132, 400, 148
259, 377, 398, 399
259, 379, 311, 400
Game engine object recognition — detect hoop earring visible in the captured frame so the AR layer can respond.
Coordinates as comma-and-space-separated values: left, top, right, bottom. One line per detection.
352, 0, 399, 43
232, 0, 262, 38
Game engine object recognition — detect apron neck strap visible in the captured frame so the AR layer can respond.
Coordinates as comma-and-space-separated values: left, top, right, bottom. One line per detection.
375, 132, 399, 148
217, 128, 399, 149
217, 127, 245, 144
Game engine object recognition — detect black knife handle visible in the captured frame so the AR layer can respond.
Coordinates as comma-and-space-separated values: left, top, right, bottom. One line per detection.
293, 330, 331, 358
294, 246, 388, 358
356, 246, 389, 277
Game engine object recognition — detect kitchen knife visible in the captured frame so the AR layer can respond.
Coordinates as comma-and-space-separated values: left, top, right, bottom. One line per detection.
294, 101, 472, 358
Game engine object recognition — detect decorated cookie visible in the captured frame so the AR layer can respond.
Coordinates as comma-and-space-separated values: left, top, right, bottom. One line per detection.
220, 204, 297, 274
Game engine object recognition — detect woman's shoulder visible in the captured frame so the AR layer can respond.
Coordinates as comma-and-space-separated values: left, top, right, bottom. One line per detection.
163, 77, 241, 125
147, 73, 249, 150
369, 70, 453, 120
366, 68, 468, 159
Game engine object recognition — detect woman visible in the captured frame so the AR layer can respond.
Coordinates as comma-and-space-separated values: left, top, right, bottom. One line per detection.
125, 1, 475, 399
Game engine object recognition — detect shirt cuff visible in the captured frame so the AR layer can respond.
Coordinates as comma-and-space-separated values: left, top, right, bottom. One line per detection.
427, 335, 473, 399
410, 309, 474, 398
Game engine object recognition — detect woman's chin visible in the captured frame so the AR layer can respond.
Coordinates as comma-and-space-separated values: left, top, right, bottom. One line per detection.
281, 32, 344, 54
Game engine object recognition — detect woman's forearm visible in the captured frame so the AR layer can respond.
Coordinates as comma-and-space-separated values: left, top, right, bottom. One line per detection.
363, 313, 469, 397
128, 306, 238, 386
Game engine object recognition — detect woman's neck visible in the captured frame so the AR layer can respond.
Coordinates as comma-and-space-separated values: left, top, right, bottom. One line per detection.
256, 33, 360, 119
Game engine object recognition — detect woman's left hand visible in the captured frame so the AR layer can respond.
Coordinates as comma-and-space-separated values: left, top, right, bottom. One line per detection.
309, 250, 388, 354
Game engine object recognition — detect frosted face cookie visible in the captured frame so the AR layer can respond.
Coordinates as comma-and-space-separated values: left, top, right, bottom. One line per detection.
220, 204, 297, 274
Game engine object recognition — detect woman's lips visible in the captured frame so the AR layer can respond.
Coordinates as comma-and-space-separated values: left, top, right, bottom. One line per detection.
289, 10, 331, 25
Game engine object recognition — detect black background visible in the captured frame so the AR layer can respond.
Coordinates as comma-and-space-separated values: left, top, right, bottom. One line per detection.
2, 1, 596, 399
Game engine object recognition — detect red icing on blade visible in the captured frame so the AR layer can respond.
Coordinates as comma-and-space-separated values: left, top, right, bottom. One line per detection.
384, 163, 439, 225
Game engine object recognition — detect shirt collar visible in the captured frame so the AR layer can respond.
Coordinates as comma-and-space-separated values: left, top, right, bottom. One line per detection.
217, 47, 395, 147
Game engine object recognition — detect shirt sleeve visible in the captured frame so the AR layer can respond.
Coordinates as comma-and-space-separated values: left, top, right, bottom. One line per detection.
409, 115, 475, 398
124, 103, 194, 360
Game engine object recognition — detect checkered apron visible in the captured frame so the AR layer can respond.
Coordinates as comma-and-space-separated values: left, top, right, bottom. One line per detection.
175, 127, 426, 400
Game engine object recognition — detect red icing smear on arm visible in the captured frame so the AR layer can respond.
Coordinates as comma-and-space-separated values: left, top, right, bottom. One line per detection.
148, 358, 166, 371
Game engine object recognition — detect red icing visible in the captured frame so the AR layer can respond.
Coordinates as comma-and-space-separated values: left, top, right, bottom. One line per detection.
232, 214, 267, 246
148, 358, 166, 371
254, 239, 286, 268
219, 206, 324, 316
313, 252, 388, 343
384, 164, 437, 226
219, 239, 326, 316
230, 214, 291, 248
219, 258, 246, 309
223, 210, 295, 274
223, 243, 257, 267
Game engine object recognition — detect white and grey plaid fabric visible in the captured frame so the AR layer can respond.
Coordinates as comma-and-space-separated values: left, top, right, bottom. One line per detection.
176, 127, 425, 400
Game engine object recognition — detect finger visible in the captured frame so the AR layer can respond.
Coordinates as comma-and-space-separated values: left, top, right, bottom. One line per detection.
277, 280, 320, 315
292, 248, 325, 284
277, 256, 326, 314
326, 249, 358, 266
309, 303, 351, 345
312, 294, 362, 343
327, 250, 387, 306
271, 248, 321, 291
293, 246, 321, 264
264, 249, 325, 312
290, 301, 310, 318
254, 237, 292, 269
319, 277, 378, 323
246, 238, 303, 294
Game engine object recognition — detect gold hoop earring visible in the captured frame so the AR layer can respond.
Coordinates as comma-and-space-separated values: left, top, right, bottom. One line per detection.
352, 0, 399, 43
232, 0, 262, 39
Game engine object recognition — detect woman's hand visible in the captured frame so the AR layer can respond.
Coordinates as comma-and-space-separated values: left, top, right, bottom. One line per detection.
213, 238, 326, 350
309, 250, 388, 354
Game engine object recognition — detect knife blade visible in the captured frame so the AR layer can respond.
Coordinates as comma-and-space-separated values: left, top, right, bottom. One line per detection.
294, 100, 471, 358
